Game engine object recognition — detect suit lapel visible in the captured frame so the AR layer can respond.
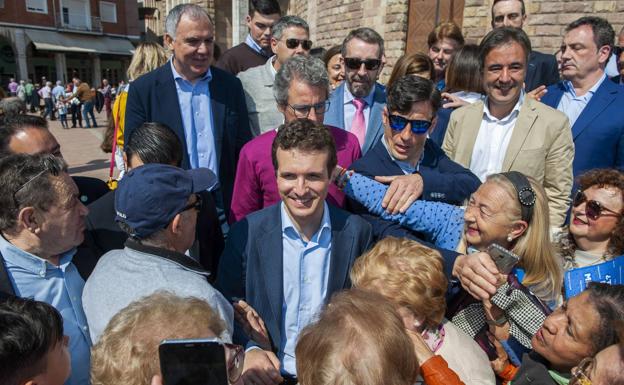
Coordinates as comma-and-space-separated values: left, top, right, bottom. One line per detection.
525, 51, 537, 91
325, 84, 345, 128
502, 99, 538, 170
455, 103, 484, 167
571, 81, 617, 140
156, 67, 186, 161
326, 207, 354, 295
209, 70, 225, 162
364, 87, 384, 154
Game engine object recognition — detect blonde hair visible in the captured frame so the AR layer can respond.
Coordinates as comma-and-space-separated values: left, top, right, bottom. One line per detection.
485, 174, 563, 301
126, 42, 169, 81
91, 291, 225, 385
296, 289, 418, 385
350, 237, 447, 329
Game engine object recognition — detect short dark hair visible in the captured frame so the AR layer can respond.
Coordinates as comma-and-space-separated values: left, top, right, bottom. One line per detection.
124, 122, 182, 167
0, 153, 67, 232
445, 44, 484, 94
565, 16, 615, 50
271, 119, 337, 176
249, 0, 281, 17
491, 0, 526, 19
341, 28, 384, 59
386, 75, 441, 115
586, 282, 624, 354
0, 115, 48, 155
0, 296, 64, 385
478, 27, 531, 69
427, 22, 465, 48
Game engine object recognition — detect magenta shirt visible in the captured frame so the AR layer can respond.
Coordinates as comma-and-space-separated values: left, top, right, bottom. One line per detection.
229, 126, 362, 223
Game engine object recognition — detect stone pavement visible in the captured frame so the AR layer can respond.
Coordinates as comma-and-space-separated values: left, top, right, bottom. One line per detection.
48, 109, 111, 182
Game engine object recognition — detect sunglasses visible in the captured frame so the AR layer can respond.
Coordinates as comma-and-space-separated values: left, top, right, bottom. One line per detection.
344, 57, 382, 71
388, 114, 432, 134
179, 194, 203, 214
284, 38, 312, 50
573, 190, 621, 221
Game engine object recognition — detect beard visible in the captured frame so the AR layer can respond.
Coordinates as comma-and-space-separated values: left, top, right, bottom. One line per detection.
347, 74, 374, 98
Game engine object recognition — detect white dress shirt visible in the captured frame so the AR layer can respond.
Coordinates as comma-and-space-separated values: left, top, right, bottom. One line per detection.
470, 93, 524, 182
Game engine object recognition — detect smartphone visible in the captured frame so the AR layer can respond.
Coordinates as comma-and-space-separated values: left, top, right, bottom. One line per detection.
159, 338, 228, 385
487, 244, 520, 274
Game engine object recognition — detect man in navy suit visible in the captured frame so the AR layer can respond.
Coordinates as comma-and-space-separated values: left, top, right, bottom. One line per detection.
324, 28, 386, 155
348, 75, 479, 275
217, 119, 372, 384
124, 4, 252, 218
491, 0, 559, 92
541, 16, 624, 178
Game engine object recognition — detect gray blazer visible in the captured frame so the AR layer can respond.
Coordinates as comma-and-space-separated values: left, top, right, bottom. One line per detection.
237, 58, 284, 136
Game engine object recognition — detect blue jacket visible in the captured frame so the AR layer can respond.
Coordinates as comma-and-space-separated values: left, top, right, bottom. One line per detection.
541, 79, 624, 177
216, 203, 373, 351
124, 64, 252, 214
324, 82, 386, 154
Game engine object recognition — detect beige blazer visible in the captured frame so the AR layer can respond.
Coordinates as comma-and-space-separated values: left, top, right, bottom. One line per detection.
442, 98, 574, 227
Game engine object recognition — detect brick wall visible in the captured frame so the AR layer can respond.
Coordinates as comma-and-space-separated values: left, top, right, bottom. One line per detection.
463, 0, 624, 54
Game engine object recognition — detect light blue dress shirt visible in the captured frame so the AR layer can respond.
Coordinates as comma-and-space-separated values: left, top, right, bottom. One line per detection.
557, 74, 607, 127
279, 202, 332, 376
245, 34, 271, 57
170, 61, 219, 180
0, 235, 92, 385
343, 84, 376, 135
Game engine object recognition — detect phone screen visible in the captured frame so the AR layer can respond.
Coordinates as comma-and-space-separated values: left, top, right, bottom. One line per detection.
159, 339, 228, 385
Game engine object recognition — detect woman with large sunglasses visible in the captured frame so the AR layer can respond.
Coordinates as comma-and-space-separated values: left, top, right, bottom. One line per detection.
555, 169, 624, 298
334, 167, 561, 362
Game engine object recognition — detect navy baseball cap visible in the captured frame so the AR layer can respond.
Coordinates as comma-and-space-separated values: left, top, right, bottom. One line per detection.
115, 164, 217, 238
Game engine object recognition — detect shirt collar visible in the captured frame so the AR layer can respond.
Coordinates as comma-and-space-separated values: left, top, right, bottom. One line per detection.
563, 73, 607, 98
125, 238, 210, 276
170, 59, 212, 83
483, 89, 524, 122
268, 56, 278, 77
344, 83, 376, 106
381, 135, 424, 173
245, 34, 272, 57
0, 234, 76, 276
280, 201, 332, 244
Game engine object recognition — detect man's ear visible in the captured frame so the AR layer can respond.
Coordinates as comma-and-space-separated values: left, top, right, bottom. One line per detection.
17, 207, 39, 234
122, 152, 130, 172
428, 115, 438, 135
170, 213, 183, 235
245, 14, 252, 27
382, 106, 389, 124
598, 45, 612, 65
270, 37, 278, 55
164, 34, 175, 51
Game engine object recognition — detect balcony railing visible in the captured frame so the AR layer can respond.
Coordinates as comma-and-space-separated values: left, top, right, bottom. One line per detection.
55, 12, 103, 33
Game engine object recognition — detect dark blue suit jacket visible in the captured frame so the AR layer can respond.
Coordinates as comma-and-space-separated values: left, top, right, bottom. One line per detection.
541, 79, 624, 177
216, 203, 373, 351
525, 50, 560, 92
324, 82, 386, 154
124, 63, 252, 213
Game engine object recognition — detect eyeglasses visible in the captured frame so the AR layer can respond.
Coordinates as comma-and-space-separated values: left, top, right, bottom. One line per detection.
569, 357, 594, 385
573, 190, 621, 221
285, 100, 330, 118
223, 343, 245, 384
179, 194, 202, 214
284, 38, 312, 50
388, 114, 432, 134
344, 57, 382, 71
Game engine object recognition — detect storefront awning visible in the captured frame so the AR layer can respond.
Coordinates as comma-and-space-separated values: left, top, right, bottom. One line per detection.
25, 29, 134, 56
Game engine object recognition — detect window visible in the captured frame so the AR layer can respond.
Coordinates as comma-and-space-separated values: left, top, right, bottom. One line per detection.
26, 0, 47, 13
99, 1, 117, 23
0, 0, 4, 9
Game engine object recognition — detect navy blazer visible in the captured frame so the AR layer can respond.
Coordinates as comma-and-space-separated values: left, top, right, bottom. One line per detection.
324, 82, 386, 154
124, 63, 252, 213
216, 203, 373, 351
525, 50, 560, 92
541, 79, 624, 177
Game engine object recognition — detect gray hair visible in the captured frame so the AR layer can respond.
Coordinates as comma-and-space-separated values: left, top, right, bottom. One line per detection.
273, 55, 329, 106
0, 154, 67, 231
272, 15, 309, 41
341, 27, 384, 58
0, 97, 27, 118
165, 4, 213, 40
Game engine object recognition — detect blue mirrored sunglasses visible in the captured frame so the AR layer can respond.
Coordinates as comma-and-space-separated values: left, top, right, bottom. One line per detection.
388, 114, 431, 134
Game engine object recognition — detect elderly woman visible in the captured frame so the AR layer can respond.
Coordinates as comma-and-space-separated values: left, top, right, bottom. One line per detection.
323, 45, 345, 91
335, 168, 561, 360
557, 169, 624, 297
351, 237, 495, 385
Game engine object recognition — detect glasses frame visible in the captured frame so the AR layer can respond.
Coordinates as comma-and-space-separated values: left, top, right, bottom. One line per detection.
285, 100, 330, 119
387, 114, 432, 135
570, 356, 594, 385
223, 343, 245, 384
573, 190, 621, 221
284, 38, 313, 50
343, 57, 382, 71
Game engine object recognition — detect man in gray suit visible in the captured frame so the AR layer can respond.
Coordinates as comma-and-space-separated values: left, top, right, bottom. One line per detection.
238, 16, 311, 136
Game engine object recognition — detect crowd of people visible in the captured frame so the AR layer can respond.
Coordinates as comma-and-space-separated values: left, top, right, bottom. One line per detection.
1, 0, 624, 384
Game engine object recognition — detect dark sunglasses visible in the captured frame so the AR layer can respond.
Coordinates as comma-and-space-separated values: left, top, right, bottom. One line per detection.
285, 38, 312, 50
573, 190, 621, 221
344, 57, 382, 71
388, 114, 432, 134
179, 194, 202, 214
